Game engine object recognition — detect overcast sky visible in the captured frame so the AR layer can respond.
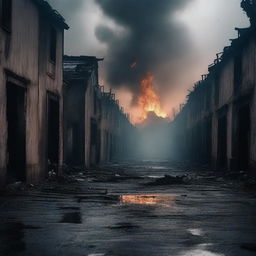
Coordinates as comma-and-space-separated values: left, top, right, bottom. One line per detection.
48, 0, 249, 122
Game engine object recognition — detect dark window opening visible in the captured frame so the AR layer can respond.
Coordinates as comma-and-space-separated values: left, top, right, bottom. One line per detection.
7, 82, 26, 182
50, 28, 57, 63
1, 0, 12, 32
234, 54, 242, 94
67, 123, 84, 166
90, 119, 101, 165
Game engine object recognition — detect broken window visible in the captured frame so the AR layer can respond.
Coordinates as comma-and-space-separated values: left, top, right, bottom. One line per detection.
234, 53, 242, 94
1, 0, 12, 32
49, 27, 57, 63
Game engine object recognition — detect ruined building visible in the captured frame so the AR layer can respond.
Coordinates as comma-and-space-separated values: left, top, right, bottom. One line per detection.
0, 0, 69, 185
0, 0, 135, 186
171, 0, 256, 175
63, 56, 134, 168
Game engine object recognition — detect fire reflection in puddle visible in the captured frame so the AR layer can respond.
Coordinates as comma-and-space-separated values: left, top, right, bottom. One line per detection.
120, 194, 176, 206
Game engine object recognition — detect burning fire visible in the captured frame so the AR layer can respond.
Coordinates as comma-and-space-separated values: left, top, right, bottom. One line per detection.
137, 74, 168, 123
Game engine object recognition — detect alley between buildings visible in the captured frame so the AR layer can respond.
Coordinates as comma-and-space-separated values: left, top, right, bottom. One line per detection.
0, 1, 256, 255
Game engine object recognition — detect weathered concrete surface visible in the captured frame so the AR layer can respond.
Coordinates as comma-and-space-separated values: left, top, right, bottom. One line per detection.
0, 162, 256, 256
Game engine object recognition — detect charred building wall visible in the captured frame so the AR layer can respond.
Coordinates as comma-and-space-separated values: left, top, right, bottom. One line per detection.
100, 92, 135, 163
63, 56, 135, 169
0, 0, 68, 185
171, 1, 256, 175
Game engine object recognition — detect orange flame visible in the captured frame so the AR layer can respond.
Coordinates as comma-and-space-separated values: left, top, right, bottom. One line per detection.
137, 74, 168, 123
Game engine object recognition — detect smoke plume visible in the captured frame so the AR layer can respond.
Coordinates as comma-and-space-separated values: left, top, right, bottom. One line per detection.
95, 0, 193, 104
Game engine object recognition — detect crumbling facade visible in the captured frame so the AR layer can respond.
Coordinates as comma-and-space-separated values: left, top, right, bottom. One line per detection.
63, 56, 134, 168
0, 0, 68, 185
171, 0, 256, 175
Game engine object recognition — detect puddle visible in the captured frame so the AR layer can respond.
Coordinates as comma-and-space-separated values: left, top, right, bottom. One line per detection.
59, 206, 80, 211
146, 175, 165, 179
120, 194, 176, 206
76, 195, 119, 203
88, 254, 105, 256
241, 243, 256, 252
180, 244, 224, 256
188, 228, 203, 236
0, 222, 28, 254
181, 249, 224, 256
60, 212, 82, 224
108, 222, 139, 230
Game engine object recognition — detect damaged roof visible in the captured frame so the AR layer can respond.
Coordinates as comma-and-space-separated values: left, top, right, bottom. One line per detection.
32, 0, 69, 29
208, 26, 255, 73
63, 56, 103, 82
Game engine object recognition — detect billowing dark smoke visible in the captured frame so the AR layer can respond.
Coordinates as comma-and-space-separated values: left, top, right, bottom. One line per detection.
95, 0, 193, 103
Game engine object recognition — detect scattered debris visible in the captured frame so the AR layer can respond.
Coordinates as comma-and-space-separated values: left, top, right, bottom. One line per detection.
76, 194, 118, 203
59, 207, 80, 211
48, 170, 57, 179
6, 182, 23, 191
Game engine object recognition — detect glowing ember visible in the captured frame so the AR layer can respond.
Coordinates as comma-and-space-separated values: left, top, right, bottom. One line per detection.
137, 74, 168, 123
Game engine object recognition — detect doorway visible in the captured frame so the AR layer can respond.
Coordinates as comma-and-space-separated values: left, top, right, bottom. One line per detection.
6, 82, 26, 182
47, 93, 60, 173
90, 118, 97, 166
237, 104, 250, 171
217, 114, 227, 168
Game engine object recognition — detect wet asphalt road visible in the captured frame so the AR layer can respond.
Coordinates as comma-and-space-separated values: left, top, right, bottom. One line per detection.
0, 162, 256, 256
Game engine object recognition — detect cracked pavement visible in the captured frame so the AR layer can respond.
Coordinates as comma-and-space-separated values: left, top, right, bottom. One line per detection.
0, 162, 256, 256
